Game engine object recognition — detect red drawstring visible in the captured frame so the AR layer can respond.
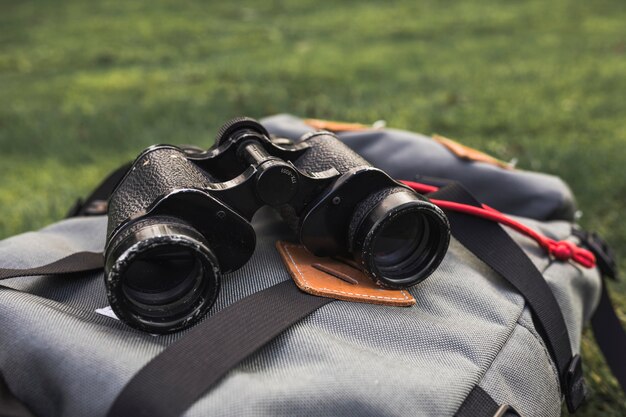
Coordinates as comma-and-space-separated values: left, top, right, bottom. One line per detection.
400, 180, 596, 269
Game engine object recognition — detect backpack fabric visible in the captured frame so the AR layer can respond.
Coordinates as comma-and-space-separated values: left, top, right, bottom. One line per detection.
0, 116, 607, 417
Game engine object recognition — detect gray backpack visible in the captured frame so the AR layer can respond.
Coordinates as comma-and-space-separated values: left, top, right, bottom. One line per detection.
0, 115, 623, 417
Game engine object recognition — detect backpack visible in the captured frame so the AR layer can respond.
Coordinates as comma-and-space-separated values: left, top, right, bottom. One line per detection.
0, 115, 623, 417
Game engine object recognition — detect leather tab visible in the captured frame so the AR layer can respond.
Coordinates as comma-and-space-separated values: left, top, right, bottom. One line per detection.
276, 241, 416, 306
432, 135, 512, 169
303, 118, 372, 132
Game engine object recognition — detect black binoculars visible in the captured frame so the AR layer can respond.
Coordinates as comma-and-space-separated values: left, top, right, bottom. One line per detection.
105, 118, 450, 333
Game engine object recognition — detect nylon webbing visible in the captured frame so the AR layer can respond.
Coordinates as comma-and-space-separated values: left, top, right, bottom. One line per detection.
106, 280, 332, 417
455, 386, 519, 417
430, 184, 578, 407
0, 252, 103, 280
591, 280, 626, 392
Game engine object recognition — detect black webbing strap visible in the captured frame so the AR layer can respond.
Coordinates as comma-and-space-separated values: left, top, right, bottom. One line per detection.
430, 184, 586, 413
106, 280, 332, 417
0, 252, 103, 280
591, 281, 626, 392
572, 229, 626, 394
455, 385, 520, 417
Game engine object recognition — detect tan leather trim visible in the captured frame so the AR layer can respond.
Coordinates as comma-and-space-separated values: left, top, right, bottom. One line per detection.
276, 241, 416, 307
432, 134, 512, 169
303, 118, 371, 132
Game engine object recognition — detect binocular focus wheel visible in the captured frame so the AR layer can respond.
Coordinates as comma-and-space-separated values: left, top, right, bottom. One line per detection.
215, 117, 270, 146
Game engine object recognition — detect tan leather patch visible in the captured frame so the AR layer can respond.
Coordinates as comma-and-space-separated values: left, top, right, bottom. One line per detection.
432, 134, 512, 169
276, 241, 415, 307
303, 118, 371, 132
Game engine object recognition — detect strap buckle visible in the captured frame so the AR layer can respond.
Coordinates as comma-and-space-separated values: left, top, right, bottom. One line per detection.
564, 354, 589, 413
493, 404, 521, 417
573, 228, 619, 280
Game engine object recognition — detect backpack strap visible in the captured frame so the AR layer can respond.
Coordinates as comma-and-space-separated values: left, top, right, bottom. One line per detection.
575, 229, 626, 393
106, 280, 331, 417
429, 183, 586, 413
0, 252, 103, 280
592, 281, 626, 393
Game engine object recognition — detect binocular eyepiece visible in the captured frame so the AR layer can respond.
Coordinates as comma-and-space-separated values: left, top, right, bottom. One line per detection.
105, 117, 450, 333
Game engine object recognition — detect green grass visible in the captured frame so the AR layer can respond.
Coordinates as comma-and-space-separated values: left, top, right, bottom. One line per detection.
1, 0, 624, 414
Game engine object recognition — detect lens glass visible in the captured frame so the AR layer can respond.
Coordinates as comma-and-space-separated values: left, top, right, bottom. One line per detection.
373, 214, 425, 267
370, 208, 442, 285
122, 245, 204, 307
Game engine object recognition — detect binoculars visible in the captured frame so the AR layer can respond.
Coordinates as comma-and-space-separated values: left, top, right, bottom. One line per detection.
104, 118, 451, 333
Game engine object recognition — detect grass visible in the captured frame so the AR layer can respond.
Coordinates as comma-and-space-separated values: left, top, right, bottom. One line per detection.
0, 0, 624, 414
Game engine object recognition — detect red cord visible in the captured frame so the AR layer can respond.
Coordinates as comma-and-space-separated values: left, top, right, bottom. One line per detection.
400, 180, 596, 269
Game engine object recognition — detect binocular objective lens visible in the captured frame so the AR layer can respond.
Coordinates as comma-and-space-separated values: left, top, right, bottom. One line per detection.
122, 246, 204, 307
105, 218, 221, 333
351, 188, 450, 289
372, 213, 429, 270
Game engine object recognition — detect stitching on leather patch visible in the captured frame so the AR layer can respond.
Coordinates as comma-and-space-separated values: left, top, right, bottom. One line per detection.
276, 241, 416, 306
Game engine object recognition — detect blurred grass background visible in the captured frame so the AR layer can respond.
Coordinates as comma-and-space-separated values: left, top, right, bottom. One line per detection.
0, 0, 624, 414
